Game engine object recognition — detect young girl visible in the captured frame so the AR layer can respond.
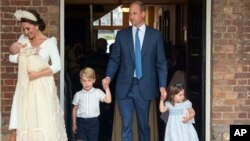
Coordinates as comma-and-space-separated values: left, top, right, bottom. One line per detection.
159, 83, 199, 141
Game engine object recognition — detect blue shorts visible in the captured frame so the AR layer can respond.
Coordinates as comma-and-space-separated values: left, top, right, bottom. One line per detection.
76, 117, 99, 141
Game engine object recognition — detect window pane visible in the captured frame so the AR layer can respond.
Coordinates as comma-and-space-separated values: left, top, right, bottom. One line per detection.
93, 20, 99, 26
101, 13, 111, 26
98, 30, 118, 53
113, 6, 123, 26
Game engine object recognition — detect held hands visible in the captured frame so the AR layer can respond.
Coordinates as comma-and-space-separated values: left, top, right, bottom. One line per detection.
102, 77, 110, 90
160, 87, 167, 101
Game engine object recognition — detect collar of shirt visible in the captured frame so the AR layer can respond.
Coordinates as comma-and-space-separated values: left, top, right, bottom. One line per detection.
133, 24, 146, 48
133, 24, 146, 35
82, 87, 95, 93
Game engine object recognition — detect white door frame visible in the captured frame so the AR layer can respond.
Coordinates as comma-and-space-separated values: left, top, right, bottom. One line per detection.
60, 0, 65, 110
59, 1, 212, 141
205, 0, 211, 141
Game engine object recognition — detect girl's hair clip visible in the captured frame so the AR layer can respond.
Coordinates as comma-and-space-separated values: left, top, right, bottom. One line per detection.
176, 83, 183, 89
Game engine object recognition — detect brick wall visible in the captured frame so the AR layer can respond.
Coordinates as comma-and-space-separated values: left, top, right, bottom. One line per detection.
212, 0, 250, 140
0, 0, 60, 139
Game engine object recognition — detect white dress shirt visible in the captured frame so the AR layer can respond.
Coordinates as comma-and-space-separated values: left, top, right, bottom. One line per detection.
72, 87, 106, 118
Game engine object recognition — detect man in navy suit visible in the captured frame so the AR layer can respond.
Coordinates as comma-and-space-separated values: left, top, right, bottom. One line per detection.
102, 1, 167, 141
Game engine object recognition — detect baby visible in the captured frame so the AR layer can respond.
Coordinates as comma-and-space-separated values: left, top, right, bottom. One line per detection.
9, 42, 26, 55
9, 42, 47, 72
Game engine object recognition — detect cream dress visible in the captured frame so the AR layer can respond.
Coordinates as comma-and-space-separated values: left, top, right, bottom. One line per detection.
9, 34, 67, 141
15, 48, 66, 141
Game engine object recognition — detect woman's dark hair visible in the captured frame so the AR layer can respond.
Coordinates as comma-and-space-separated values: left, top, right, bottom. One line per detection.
20, 9, 46, 31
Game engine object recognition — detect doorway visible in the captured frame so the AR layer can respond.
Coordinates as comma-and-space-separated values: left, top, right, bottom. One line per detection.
63, 1, 207, 141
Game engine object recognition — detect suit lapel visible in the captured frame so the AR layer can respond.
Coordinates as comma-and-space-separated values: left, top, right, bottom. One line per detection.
127, 27, 135, 62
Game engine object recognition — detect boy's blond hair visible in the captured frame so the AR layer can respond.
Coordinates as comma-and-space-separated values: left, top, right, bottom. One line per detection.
79, 67, 96, 79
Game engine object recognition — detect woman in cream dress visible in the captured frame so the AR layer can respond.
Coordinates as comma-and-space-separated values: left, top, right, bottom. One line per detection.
9, 9, 67, 141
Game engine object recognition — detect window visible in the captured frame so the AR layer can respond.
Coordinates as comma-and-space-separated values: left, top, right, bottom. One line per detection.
94, 6, 127, 53
101, 13, 111, 26
97, 30, 118, 53
112, 6, 123, 26
93, 6, 123, 27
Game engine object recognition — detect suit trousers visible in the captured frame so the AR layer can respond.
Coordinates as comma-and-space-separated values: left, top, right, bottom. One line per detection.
117, 78, 151, 141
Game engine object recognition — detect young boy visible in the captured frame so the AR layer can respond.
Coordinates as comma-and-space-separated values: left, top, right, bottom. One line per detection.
72, 67, 112, 141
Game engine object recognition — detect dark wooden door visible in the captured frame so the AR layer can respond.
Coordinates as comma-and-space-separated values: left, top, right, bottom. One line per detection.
186, 0, 206, 141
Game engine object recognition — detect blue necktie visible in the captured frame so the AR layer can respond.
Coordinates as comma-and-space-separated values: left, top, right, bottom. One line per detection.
135, 28, 142, 79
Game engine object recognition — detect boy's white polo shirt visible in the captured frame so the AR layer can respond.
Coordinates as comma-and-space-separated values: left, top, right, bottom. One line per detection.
72, 87, 105, 118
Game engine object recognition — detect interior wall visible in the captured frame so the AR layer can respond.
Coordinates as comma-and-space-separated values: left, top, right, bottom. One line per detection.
162, 5, 176, 44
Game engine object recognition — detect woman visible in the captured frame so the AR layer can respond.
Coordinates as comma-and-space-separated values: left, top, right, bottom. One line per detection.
8, 9, 67, 141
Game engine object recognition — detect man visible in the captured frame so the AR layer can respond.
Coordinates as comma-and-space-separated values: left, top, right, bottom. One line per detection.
102, 1, 167, 141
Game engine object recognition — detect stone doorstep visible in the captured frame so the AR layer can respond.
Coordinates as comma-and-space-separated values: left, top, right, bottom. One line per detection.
2, 134, 10, 141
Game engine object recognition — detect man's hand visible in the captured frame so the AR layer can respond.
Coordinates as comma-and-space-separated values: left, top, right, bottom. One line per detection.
102, 77, 110, 90
160, 87, 167, 101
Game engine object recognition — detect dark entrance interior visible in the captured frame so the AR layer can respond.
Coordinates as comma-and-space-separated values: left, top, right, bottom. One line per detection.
64, 0, 206, 141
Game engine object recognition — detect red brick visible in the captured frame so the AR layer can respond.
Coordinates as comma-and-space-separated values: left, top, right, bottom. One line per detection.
13, 27, 21, 32
246, 99, 250, 105
5, 66, 16, 73
243, 27, 250, 32
213, 33, 223, 39
2, 27, 13, 33
233, 120, 250, 124
3, 93, 13, 99
238, 113, 247, 118
212, 119, 232, 125
33, 0, 42, 5
212, 112, 222, 119
240, 33, 250, 40
2, 99, 13, 105
213, 106, 233, 112
1, 33, 16, 39
238, 79, 248, 85
10, 0, 31, 5
233, 86, 250, 92
44, 0, 59, 5
1, 7, 16, 13
224, 20, 232, 25
2, 86, 16, 91
223, 99, 240, 105
4, 79, 15, 85
223, 33, 233, 39
223, 113, 237, 118
213, 26, 227, 32
227, 26, 237, 32
1, 0, 10, 5
3, 106, 12, 112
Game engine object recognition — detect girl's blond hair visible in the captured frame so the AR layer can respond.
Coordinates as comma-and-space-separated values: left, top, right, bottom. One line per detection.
79, 67, 96, 79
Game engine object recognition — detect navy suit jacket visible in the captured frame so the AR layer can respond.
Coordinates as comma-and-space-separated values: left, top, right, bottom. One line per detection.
106, 26, 167, 100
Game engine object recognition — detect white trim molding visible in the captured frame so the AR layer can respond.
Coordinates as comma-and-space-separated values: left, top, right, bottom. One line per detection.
206, 0, 212, 141
60, 0, 65, 110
